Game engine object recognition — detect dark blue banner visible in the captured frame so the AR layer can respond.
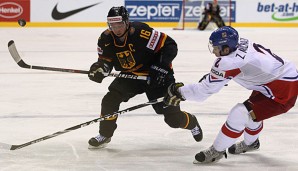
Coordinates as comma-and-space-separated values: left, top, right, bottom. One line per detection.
125, 0, 236, 22
125, 0, 183, 22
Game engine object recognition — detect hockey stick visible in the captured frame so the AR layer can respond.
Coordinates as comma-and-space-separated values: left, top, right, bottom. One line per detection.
0, 97, 164, 150
8, 40, 149, 81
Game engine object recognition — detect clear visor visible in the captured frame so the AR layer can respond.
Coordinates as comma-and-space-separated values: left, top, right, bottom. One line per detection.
208, 42, 221, 54
208, 42, 220, 53
108, 21, 126, 31
107, 16, 127, 31
208, 42, 213, 54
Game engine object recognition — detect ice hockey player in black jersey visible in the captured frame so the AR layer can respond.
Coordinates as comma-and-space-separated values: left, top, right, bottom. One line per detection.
198, 0, 225, 30
87, 6, 203, 148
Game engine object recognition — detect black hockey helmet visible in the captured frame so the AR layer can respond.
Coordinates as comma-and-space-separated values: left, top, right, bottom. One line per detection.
107, 6, 129, 24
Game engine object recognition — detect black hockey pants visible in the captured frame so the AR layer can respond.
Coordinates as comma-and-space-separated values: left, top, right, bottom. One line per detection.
98, 76, 198, 138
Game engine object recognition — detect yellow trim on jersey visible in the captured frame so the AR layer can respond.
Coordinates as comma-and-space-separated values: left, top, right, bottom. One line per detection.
160, 34, 167, 49
182, 111, 190, 129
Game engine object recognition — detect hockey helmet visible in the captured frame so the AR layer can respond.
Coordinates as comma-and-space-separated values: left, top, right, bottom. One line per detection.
107, 6, 129, 24
209, 26, 239, 53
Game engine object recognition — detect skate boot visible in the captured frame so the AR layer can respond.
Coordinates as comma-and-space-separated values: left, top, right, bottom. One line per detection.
193, 146, 227, 164
88, 134, 111, 149
228, 139, 260, 154
191, 116, 203, 142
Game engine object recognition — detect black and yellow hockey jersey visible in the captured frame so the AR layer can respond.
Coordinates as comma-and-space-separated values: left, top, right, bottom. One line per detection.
96, 22, 177, 76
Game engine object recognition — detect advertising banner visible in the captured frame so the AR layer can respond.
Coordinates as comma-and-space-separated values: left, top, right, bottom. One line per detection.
0, 0, 30, 22
236, 0, 298, 23
125, 0, 182, 22
0, 0, 297, 27
125, 0, 235, 23
181, 0, 235, 22
31, 0, 121, 22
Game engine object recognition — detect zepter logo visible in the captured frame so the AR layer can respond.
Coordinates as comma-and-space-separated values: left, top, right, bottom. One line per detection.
0, 2, 23, 18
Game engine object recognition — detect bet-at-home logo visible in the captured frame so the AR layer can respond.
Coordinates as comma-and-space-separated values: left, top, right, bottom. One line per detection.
257, 2, 298, 21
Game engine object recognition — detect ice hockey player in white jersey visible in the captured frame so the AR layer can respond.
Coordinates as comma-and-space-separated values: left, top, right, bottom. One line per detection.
163, 26, 298, 164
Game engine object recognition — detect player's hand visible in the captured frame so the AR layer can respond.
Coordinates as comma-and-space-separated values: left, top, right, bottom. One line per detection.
163, 82, 185, 106
88, 62, 110, 83
148, 64, 170, 87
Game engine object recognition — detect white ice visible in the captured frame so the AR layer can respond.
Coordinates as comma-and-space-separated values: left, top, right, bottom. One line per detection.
0, 27, 297, 171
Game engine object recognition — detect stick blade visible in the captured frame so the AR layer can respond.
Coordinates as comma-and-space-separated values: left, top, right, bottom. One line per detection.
8, 40, 21, 63
8, 40, 30, 68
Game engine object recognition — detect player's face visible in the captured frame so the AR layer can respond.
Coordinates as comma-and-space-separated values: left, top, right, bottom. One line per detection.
208, 43, 221, 57
109, 22, 127, 37
212, 46, 221, 57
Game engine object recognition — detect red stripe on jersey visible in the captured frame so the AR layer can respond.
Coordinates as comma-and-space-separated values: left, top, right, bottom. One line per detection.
244, 122, 263, 135
224, 68, 241, 78
211, 75, 217, 79
154, 33, 167, 53
221, 123, 243, 138
265, 80, 298, 104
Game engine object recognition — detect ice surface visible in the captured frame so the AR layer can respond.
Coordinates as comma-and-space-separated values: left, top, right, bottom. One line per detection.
0, 27, 297, 171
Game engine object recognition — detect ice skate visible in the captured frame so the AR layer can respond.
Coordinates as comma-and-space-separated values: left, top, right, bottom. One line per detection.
193, 146, 227, 164
88, 134, 111, 149
191, 116, 203, 142
228, 139, 260, 154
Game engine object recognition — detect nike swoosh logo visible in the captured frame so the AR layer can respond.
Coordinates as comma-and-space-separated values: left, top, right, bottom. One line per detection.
52, 2, 101, 20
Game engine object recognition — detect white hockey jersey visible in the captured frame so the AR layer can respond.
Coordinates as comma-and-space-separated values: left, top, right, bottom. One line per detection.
180, 38, 298, 105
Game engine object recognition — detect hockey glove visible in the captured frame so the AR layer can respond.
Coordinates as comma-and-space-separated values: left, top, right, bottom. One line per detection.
88, 62, 111, 83
148, 64, 170, 87
163, 82, 185, 106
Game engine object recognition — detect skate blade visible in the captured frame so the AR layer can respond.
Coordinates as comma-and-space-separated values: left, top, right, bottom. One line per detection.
230, 148, 260, 155
88, 143, 108, 149
193, 158, 221, 164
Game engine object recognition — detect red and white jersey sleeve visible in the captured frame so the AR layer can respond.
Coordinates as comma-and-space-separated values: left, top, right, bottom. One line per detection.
180, 38, 298, 104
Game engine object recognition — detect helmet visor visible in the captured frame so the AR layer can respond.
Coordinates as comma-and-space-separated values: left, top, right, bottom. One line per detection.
208, 41, 221, 55
108, 21, 126, 31
107, 16, 126, 31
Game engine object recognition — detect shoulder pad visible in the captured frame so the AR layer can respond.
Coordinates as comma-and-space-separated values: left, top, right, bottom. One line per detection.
131, 22, 151, 30
129, 27, 135, 35
103, 29, 111, 36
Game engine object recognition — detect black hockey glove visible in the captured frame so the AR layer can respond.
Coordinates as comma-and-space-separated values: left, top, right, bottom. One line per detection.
148, 64, 171, 87
88, 62, 111, 83
163, 82, 185, 106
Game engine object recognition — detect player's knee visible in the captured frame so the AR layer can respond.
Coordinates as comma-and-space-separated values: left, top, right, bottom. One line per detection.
164, 112, 181, 128
151, 103, 169, 114
153, 106, 163, 114
226, 103, 250, 130
102, 91, 122, 104
101, 91, 123, 113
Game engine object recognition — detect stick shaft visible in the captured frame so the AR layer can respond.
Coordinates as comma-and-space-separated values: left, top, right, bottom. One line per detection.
8, 40, 148, 80
0, 97, 163, 150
